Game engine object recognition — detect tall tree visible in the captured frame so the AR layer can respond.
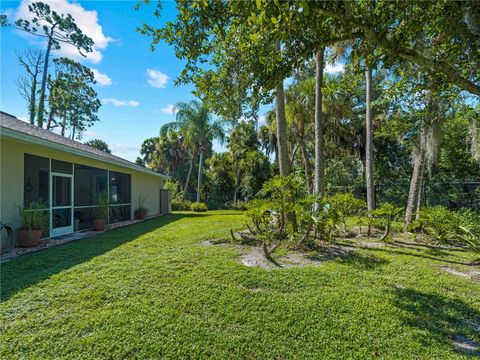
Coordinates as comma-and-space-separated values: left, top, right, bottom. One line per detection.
365, 64, 375, 230
314, 47, 325, 203
162, 100, 224, 203
13, 2, 94, 127
47, 57, 100, 139
85, 139, 111, 153
16, 49, 44, 124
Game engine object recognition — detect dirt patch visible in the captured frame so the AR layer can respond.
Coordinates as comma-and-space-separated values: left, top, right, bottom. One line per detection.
452, 335, 480, 355
438, 265, 480, 282
239, 244, 353, 270
200, 239, 229, 247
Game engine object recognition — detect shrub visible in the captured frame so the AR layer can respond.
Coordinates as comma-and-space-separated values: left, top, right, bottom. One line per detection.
171, 198, 192, 211
412, 206, 480, 249
327, 193, 365, 233
190, 202, 208, 212
371, 203, 403, 240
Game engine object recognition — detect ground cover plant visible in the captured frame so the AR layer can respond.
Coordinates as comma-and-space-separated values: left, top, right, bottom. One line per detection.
1, 211, 479, 359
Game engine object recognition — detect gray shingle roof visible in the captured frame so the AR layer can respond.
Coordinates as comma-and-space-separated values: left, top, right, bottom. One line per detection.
0, 111, 168, 178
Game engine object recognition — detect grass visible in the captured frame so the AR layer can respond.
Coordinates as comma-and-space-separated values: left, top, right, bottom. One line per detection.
1, 210, 479, 359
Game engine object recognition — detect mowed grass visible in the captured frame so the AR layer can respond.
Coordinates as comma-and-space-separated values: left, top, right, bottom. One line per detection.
1, 211, 479, 359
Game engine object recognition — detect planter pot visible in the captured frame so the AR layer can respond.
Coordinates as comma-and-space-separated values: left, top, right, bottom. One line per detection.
17, 229, 42, 248
134, 210, 146, 220
93, 219, 107, 231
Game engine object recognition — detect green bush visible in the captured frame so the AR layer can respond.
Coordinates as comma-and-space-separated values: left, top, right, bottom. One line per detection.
327, 193, 365, 233
412, 206, 480, 249
190, 202, 208, 212
171, 198, 192, 211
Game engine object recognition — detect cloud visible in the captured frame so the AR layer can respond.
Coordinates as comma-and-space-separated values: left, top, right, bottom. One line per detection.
325, 63, 345, 74
110, 143, 140, 161
12, 0, 112, 63
257, 115, 267, 127
102, 98, 139, 107
91, 69, 112, 86
146, 69, 169, 88
158, 104, 177, 115
84, 130, 97, 138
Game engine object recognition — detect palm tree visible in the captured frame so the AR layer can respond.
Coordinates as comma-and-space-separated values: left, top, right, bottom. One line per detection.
314, 47, 326, 205
161, 100, 224, 202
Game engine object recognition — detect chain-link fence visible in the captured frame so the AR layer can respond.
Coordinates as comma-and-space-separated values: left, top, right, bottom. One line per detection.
328, 181, 480, 212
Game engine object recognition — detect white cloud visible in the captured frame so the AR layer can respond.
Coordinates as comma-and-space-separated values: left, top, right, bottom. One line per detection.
84, 130, 97, 138
146, 69, 169, 88
91, 69, 112, 86
102, 98, 139, 107
13, 0, 113, 63
325, 63, 345, 74
159, 104, 177, 115
257, 115, 267, 127
110, 143, 139, 161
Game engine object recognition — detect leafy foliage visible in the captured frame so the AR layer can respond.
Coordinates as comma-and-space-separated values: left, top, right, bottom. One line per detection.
190, 202, 208, 212
85, 139, 111, 153
18, 201, 48, 231
411, 206, 480, 249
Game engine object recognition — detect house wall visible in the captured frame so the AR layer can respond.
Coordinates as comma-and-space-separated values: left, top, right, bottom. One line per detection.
0, 136, 164, 238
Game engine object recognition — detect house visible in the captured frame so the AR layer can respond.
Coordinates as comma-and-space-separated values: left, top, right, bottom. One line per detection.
0, 111, 170, 240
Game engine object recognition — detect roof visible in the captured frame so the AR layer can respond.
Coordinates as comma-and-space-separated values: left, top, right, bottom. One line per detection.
0, 111, 168, 179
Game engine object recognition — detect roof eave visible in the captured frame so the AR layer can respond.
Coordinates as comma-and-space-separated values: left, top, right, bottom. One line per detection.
1, 127, 171, 180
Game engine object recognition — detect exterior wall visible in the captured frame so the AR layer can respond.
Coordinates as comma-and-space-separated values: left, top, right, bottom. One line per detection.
0, 136, 164, 237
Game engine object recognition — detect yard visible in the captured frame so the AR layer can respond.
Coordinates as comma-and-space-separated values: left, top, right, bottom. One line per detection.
1, 211, 479, 359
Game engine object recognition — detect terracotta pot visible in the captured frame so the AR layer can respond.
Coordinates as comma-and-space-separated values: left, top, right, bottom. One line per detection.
134, 210, 146, 220
17, 229, 42, 247
93, 218, 106, 231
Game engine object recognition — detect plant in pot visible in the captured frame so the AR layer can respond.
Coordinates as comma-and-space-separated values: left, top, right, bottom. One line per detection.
17, 201, 48, 247
134, 192, 148, 220
93, 190, 109, 231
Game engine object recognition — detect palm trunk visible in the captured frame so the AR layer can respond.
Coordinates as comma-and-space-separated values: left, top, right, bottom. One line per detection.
36, 30, 54, 128
404, 129, 426, 228
299, 137, 312, 194
314, 47, 325, 206
196, 149, 204, 203
274, 41, 290, 177
365, 65, 375, 234
183, 151, 195, 198
415, 169, 425, 221
234, 167, 241, 204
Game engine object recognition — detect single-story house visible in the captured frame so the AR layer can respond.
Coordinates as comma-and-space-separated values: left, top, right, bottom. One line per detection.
0, 111, 170, 241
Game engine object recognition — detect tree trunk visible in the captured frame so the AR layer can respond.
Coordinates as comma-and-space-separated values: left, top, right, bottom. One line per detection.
183, 151, 195, 199
415, 161, 425, 221
274, 40, 290, 177
233, 167, 241, 204
404, 129, 426, 228
61, 112, 67, 136
196, 149, 204, 203
28, 73, 38, 125
36, 31, 54, 128
314, 47, 325, 206
365, 65, 375, 234
298, 136, 312, 194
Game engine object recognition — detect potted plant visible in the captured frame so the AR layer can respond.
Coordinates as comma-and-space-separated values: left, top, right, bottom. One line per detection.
93, 190, 109, 231
17, 201, 48, 247
134, 192, 148, 220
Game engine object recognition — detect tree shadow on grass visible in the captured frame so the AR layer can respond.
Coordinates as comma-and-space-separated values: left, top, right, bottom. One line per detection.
305, 246, 389, 270
0, 212, 207, 301
392, 287, 480, 356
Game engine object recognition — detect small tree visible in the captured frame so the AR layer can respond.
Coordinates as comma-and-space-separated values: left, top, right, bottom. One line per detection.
12, 2, 94, 127
85, 139, 111, 153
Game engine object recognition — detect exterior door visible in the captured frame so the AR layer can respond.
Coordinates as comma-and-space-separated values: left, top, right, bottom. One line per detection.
50, 172, 74, 237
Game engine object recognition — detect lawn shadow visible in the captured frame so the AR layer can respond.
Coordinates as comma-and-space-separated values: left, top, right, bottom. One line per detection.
1, 212, 207, 301
392, 287, 480, 356
341, 242, 473, 266
306, 245, 389, 270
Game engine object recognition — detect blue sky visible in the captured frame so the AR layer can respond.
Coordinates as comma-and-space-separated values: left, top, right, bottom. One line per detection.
1, 0, 203, 161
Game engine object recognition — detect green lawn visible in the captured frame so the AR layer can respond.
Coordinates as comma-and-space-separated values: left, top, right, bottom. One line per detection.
1, 211, 479, 359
